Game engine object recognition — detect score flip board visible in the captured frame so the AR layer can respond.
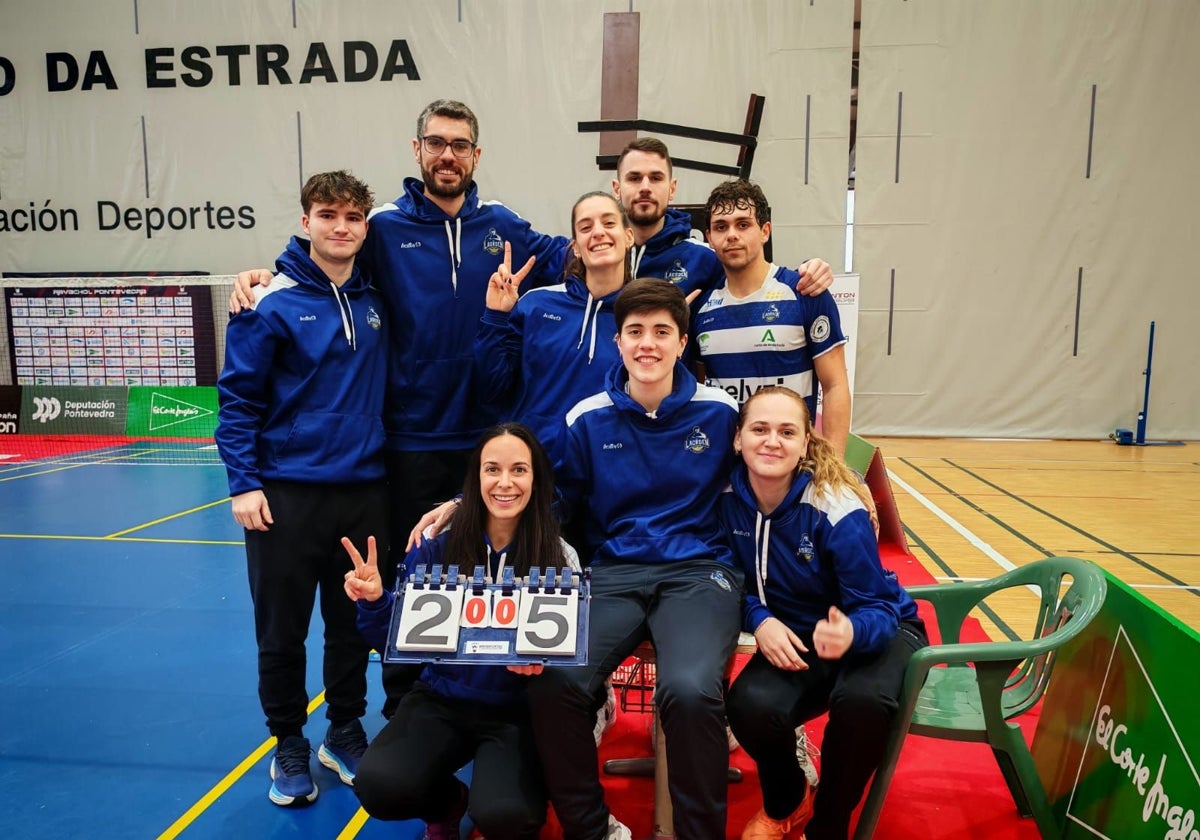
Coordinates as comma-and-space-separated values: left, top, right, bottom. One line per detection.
384, 564, 591, 666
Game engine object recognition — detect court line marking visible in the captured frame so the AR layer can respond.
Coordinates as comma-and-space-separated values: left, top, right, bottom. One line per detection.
0, 533, 241, 546
105, 498, 230, 538
935, 576, 1200, 592
944, 458, 1197, 596
157, 693, 328, 840
887, 468, 1018, 572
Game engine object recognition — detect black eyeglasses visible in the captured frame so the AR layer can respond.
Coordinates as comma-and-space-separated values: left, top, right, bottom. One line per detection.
420, 136, 476, 158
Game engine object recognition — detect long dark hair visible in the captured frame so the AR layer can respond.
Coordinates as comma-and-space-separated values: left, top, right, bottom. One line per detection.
563, 191, 635, 287
444, 423, 565, 576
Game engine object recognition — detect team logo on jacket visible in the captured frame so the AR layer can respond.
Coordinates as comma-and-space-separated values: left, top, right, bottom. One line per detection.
665, 260, 688, 285
366, 307, 382, 330
762, 303, 780, 323
483, 228, 504, 255
684, 425, 710, 454
797, 534, 815, 563
810, 315, 831, 342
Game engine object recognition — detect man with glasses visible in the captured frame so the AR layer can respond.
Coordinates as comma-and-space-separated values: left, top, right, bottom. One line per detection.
231, 99, 568, 718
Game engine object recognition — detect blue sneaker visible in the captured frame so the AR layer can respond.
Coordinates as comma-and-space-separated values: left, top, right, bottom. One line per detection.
317, 719, 368, 785
269, 735, 318, 806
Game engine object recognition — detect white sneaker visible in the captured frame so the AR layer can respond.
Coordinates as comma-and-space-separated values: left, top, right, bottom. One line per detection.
606, 814, 632, 840
593, 678, 618, 746
796, 724, 820, 789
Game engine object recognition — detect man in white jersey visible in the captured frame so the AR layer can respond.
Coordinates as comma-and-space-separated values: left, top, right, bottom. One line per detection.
693, 179, 852, 457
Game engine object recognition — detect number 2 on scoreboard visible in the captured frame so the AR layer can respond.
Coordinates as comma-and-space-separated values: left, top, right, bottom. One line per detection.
395, 587, 465, 652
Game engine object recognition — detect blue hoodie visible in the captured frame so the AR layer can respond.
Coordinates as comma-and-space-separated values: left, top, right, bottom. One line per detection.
718, 463, 918, 657
559, 360, 739, 567
216, 236, 387, 497
360, 177, 569, 451
355, 531, 573, 706
474, 274, 621, 464
628, 208, 723, 295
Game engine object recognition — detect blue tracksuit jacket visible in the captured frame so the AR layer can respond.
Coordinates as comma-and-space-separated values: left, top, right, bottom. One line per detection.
474, 274, 621, 464
559, 360, 739, 567
361, 177, 569, 451
216, 236, 387, 496
718, 463, 918, 657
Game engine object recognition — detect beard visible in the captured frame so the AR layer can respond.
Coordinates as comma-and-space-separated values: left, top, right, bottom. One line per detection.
626, 200, 665, 228
421, 160, 474, 199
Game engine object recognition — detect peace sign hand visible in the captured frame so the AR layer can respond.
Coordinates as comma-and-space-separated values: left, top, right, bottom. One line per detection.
342, 535, 384, 603
485, 241, 536, 313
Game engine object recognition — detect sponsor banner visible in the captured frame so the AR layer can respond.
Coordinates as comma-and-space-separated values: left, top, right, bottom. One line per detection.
816, 272, 859, 431
126, 386, 218, 438
0, 385, 20, 434
20, 386, 128, 434
1032, 572, 1200, 838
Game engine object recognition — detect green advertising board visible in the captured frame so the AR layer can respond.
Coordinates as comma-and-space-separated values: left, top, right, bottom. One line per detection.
126, 387, 219, 438
19, 386, 128, 434
1033, 572, 1200, 838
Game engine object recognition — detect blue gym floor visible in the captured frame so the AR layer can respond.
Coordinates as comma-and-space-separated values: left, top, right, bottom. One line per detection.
0, 442, 436, 839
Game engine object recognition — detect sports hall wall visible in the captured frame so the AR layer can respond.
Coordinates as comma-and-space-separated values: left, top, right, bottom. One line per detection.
1, 0, 1197, 439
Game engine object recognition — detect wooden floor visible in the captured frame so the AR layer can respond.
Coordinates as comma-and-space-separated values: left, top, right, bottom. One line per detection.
874, 437, 1200, 639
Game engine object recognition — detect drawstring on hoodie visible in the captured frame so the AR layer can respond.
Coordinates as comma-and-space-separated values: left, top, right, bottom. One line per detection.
483, 544, 508, 583
329, 282, 357, 350
443, 219, 463, 295
754, 511, 772, 609
630, 245, 646, 278
576, 294, 602, 363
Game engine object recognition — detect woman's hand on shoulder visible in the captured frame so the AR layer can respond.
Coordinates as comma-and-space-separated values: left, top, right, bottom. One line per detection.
753, 617, 809, 671
406, 499, 459, 551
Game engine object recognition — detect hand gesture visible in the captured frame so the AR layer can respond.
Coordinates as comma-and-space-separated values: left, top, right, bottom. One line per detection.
795, 258, 833, 297
229, 269, 273, 314
753, 616, 810, 671
813, 606, 854, 660
342, 535, 384, 603
231, 489, 273, 531
406, 499, 459, 552
485, 241, 536, 313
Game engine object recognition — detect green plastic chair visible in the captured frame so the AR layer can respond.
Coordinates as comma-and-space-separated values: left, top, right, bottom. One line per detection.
852, 556, 1107, 839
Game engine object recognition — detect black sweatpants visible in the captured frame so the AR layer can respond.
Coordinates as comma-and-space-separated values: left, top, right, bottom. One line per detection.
727, 619, 928, 840
245, 478, 388, 739
380, 448, 472, 717
354, 682, 545, 840
527, 560, 744, 840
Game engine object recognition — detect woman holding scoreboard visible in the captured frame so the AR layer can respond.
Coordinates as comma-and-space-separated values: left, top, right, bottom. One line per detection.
342, 422, 577, 840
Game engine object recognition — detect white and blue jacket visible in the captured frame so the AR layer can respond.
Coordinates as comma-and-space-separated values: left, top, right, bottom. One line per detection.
559, 360, 739, 567
474, 274, 621, 464
694, 264, 846, 412
361, 177, 569, 451
719, 463, 918, 657
216, 236, 387, 497
629, 208, 723, 295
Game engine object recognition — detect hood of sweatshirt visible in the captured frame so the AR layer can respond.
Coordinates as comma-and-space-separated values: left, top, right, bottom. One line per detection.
273, 235, 372, 349
561, 273, 623, 366
630, 208, 698, 276
728, 461, 816, 612
381, 176, 485, 295
604, 357, 699, 422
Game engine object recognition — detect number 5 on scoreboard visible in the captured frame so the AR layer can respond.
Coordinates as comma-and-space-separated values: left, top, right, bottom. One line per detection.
514, 590, 578, 656
395, 586, 465, 652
